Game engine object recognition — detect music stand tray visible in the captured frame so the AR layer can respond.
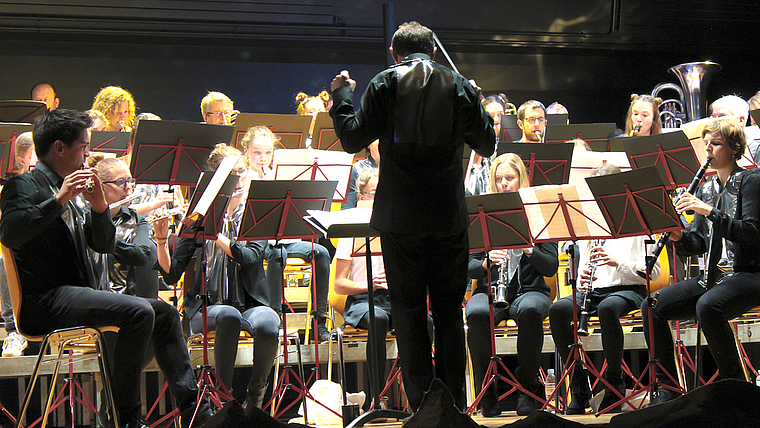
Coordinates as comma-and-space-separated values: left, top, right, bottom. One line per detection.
545, 123, 617, 152
0, 100, 47, 123
129, 120, 234, 186
233, 113, 313, 150
497, 142, 573, 186
90, 131, 131, 157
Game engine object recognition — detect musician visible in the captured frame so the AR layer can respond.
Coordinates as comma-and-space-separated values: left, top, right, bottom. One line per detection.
240, 124, 334, 341
466, 94, 507, 197
31, 81, 59, 111
466, 153, 558, 416
91, 86, 136, 132
87, 109, 107, 132
201, 91, 235, 125
549, 164, 660, 414
516, 100, 546, 143
330, 21, 495, 410
642, 118, 760, 406
341, 140, 379, 209
710, 95, 749, 126
13, 132, 36, 173
624, 94, 662, 137
296, 91, 330, 116
155, 144, 280, 409
0, 109, 209, 428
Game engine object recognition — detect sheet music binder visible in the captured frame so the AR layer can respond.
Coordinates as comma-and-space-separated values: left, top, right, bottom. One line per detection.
233, 113, 313, 150
129, 120, 234, 186
682, 117, 758, 170
497, 142, 573, 186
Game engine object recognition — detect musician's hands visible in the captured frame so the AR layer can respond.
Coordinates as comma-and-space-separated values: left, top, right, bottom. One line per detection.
485, 249, 509, 269
675, 192, 713, 216
589, 246, 618, 268
152, 208, 171, 243
331, 70, 356, 93
57, 168, 107, 212
373, 270, 388, 291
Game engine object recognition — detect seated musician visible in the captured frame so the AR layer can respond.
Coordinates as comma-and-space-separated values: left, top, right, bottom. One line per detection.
516, 100, 546, 143
341, 140, 379, 209
155, 143, 280, 409
91, 86, 136, 132
201, 91, 235, 125
296, 91, 331, 116
241, 126, 334, 342
466, 153, 558, 417
31, 81, 60, 111
0, 109, 209, 428
466, 94, 507, 197
333, 168, 393, 396
624, 94, 662, 137
549, 163, 660, 414
642, 118, 760, 406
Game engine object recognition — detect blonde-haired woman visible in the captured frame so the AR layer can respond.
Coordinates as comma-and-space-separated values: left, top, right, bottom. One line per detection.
91, 86, 136, 132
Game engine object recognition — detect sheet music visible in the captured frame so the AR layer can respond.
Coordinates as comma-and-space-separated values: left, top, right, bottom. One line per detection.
568, 147, 631, 185
273, 149, 353, 201
682, 117, 758, 169
185, 155, 240, 223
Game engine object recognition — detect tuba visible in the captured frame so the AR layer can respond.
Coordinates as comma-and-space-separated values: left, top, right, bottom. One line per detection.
651, 61, 721, 128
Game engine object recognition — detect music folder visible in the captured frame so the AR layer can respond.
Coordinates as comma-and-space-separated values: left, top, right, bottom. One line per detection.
305, 203, 381, 256
497, 142, 573, 186
0, 100, 47, 123
233, 113, 313, 150
130, 120, 234, 187
544, 123, 618, 152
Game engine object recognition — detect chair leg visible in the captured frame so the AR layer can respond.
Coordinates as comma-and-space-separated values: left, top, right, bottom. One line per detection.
94, 329, 120, 428
16, 336, 51, 428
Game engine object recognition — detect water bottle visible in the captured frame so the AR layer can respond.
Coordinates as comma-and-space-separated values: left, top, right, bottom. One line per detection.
545, 369, 557, 401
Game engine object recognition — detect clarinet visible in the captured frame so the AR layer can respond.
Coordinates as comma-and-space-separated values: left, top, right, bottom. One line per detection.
493, 258, 510, 309
644, 158, 712, 274
578, 239, 605, 336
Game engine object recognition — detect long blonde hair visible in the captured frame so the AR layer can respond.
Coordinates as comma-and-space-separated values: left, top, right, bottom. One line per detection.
489, 153, 529, 193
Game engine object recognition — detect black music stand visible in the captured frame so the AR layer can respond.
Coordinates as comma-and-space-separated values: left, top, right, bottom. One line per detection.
0, 100, 47, 123
233, 113, 313, 150
499, 114, 522, 143
273, 149, 354, 204
544, 123, 617, 152
0, 123, 34, 180
237, 180, 337, 422
751, 109, 760, 127
315, 218, 411, 428
464, 192, 562, 414
585, 166, 688, 414
547, 113, 569, 126
90, 131, 131, 157
623, 131, 701, 190
311, 112, 343, 151
129, 120, 234, 187
497, 142, 573, 186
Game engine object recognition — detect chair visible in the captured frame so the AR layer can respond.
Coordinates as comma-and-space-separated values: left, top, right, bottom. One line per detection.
1, 244, 119, 428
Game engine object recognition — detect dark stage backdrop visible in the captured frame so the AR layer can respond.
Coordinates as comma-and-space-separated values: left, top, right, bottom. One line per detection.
1, 0, 759, 129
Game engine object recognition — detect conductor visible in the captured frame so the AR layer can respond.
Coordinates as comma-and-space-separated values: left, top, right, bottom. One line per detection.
330, 21, 496, 410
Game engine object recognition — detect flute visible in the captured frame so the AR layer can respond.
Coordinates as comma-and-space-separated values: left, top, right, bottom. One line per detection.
108, 193, 142, 209
145, 207, 186, 223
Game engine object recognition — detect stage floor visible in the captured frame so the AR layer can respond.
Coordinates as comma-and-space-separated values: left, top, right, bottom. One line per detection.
288, 411, 615, 427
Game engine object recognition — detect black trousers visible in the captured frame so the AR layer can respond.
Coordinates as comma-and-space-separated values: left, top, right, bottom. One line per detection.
20, 286, 198, 421
641, 273, 760, 383
380, 230, 469, 411
466, 290, 551, 405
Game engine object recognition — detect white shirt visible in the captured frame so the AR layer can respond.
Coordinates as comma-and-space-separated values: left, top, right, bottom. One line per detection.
577, 236, 660, 289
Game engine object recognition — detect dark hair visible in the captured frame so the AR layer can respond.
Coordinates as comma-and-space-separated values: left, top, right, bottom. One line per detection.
31, 81, 57, 98
482, 94, 507, 111
33, 109, 93, 158
391, 21, 435, 58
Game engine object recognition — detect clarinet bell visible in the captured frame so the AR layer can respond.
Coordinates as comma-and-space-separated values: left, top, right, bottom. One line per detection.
494, 284, 509, 309
577, 313, 590, 337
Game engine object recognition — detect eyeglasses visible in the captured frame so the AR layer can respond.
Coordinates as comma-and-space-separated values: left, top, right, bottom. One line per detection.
232, 167, 248, 176
206, 110, 239, 118
360, 190, 376, 197
523, 117, 546, 125
103, 178, 136, 188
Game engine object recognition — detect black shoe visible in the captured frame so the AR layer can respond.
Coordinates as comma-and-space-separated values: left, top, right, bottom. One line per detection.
566, 388, 591, 415
124, 419, 150, 428
481, 404, 502, 418
180, 400, 213, 428
598, 373, 626, 413
645, 385, 681, 408
516, 388, 543, 416
317, 324, 331, 343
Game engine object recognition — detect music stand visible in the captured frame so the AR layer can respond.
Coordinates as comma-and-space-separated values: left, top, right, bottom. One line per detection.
544, 123, 617, 152
496, 143, 573, 186
547, 113, 569, 126
464, 192, 563, 414
90, 131, 131, 157
0, 100, 47, 123
273, 149, 354, 204
236, 180, 337, 422
303, 210, 411, 427
751, 109, 760, 128
311, 112, 343, 151
129, 120, 234, 187
499, 114, 522, 143
0, 123, 34, 180
584, 166, 688, 414
623, 131, 702, 190
682, 117, 759, 170
233, 113, 313, 150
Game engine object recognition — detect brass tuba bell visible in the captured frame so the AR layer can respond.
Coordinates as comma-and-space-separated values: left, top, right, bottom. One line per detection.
652, 61, 721, 127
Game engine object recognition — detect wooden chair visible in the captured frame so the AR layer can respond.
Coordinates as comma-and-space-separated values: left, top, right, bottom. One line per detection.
2, 244, 119, 428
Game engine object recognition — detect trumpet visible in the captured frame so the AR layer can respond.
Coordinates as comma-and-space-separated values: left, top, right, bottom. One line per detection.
578, 239, 606, 336
145, 207, 186, 223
